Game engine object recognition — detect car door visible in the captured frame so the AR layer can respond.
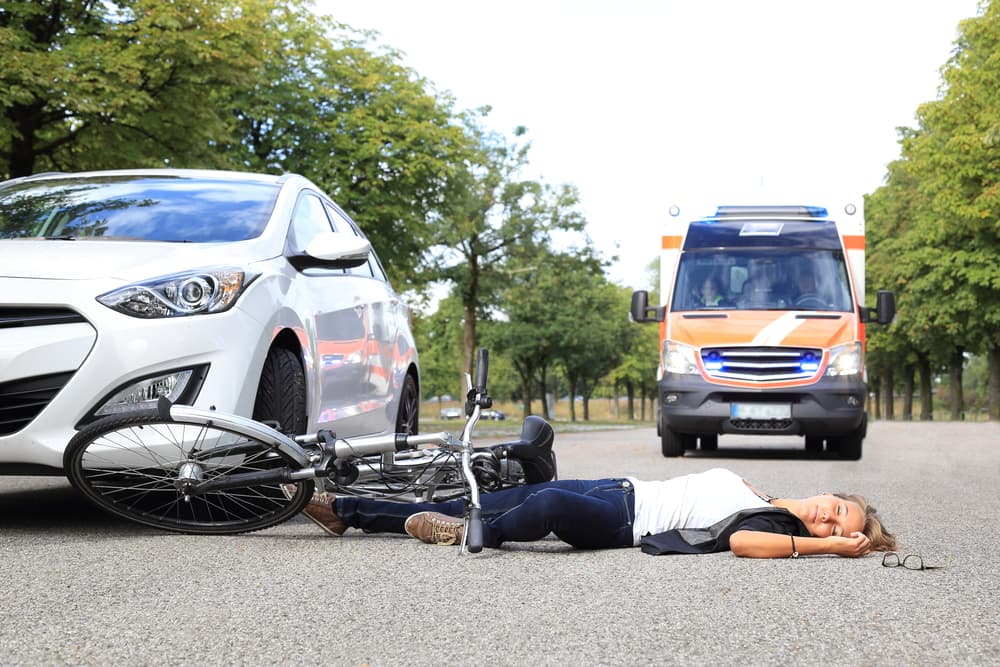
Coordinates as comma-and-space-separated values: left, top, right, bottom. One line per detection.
323, 203, 402, 434
285, 191, 377, 435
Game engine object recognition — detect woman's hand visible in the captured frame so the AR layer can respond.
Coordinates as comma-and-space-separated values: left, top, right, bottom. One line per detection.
730, 530, 873, 558
829, 531, 871, 558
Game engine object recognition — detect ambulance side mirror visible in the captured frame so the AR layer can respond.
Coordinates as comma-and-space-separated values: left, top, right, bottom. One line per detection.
861, 290, 895, 325
631, 290, 665, 323
875, 290, 896, 324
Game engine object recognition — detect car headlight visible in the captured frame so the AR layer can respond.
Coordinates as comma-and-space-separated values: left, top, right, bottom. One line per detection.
97, 268, 257, 318
826, 342, 863, 376
663, 341, 700, 375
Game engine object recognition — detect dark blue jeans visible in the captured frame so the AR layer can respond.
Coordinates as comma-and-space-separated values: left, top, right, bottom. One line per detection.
335, 478, 635, 549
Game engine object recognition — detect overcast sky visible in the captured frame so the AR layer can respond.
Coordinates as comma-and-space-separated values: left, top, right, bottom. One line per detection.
314, 1, 983, 289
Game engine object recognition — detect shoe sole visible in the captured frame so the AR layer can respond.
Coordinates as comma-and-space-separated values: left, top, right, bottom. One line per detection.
282, 484, 342, 536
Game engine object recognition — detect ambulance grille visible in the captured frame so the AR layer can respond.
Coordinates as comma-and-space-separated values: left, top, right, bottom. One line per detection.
700, 347, 823, 382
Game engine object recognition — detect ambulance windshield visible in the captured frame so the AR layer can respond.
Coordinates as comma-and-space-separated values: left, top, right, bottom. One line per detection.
672, 250, 854, 312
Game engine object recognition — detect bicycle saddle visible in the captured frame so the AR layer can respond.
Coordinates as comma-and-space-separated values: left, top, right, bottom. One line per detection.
492, 416, 556, 483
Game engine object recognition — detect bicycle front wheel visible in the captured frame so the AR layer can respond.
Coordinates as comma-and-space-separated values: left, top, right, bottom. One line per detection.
65, 412, 314, 534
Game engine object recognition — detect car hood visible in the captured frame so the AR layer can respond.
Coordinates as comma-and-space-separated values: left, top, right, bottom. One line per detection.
0, 239, 270, 281
668, 310, 856, 349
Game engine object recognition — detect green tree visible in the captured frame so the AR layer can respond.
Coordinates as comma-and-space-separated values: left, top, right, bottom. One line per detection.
896, 1, 1000, 419
431, 117, 589, 391
487, 242, 603, 418
557, 283, 635, 421
410, 294, 464, 403
0, 0, 269, 177
226, 7, 469, 288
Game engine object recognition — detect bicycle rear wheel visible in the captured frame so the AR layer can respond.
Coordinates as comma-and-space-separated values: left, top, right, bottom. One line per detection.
65, 412, 314, 534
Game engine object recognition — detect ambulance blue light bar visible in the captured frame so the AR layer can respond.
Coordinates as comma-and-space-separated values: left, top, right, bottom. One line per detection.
713, 205, 829, 218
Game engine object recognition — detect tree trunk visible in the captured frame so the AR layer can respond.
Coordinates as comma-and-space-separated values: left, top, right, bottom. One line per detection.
538, 367, 551, 421
917, 353, 933, 421
883, 366, 895, 420
9, 102, 43, 178
949, 347, 965, 420
567, 378, 578, 422
990, 347, 1000, 421
901, 364, 914, 421
625, 381, 635, 420
460, 301, 476, 401
515, 362, 533, 417
870, 378, 881, 420
582, 395, 590, 421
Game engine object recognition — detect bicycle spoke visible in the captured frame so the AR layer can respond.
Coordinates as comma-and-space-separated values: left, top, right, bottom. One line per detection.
66, 415, 311, 534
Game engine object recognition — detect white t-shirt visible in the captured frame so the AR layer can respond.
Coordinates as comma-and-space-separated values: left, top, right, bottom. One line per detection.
628, 468, 771, 545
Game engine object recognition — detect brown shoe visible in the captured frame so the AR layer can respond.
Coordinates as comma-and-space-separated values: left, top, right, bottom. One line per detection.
404, 511, 464, 545
301, 491, 347, 536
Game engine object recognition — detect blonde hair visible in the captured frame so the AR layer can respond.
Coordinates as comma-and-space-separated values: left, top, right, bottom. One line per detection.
834, 493, 897, 552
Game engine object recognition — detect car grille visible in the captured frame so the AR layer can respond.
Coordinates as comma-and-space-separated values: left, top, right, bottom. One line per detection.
0, 307, 87, 329
729, 418, 794, 430
700, 346, 823, 382
0, 372, 75, 436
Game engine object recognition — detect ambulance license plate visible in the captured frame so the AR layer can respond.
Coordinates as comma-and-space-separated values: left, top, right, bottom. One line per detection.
730, 403, 791, 420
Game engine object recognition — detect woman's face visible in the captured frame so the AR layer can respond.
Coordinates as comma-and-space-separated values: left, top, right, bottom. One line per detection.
702, 279, 717, 298
798, 494, 865, 537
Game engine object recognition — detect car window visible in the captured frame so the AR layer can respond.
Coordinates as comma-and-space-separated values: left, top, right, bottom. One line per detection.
0, 175, 279, 242
287, 193, 336, 255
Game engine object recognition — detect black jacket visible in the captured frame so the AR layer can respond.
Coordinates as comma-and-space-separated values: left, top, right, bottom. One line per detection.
640, 506, 810, 555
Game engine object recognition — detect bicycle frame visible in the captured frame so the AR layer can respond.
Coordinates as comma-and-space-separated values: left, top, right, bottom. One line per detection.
154, 353, 491, 552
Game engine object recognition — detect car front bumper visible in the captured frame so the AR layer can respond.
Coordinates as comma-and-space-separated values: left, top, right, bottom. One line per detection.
0, 276, 272, 471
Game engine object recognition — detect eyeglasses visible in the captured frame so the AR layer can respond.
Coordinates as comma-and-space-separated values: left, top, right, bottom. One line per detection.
881, 552, 945, 570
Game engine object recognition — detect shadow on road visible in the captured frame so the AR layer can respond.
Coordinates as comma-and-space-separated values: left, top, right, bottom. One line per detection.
0, 479, 138, 531
682, 447, 846, 460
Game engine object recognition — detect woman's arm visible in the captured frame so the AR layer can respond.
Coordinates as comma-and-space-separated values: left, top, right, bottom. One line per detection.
729, 529, 871, 559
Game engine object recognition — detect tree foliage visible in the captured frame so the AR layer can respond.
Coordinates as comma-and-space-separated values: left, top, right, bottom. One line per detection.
224, 6, 470, 288
0, 0, 270, 176
429, 117, 590, 388
867, 0, 1000, 419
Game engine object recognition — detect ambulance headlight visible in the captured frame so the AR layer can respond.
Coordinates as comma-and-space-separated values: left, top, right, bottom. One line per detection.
827, 342, 863, 377
664, 341, 700, 375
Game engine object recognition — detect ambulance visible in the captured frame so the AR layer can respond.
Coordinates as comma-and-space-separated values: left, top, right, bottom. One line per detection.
630, 203, 895, 460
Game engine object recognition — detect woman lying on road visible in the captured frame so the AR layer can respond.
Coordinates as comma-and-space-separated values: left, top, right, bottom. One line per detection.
296, 467, 896, 558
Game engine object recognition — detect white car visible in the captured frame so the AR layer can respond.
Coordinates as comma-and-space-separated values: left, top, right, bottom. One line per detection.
0, 169, 420, 474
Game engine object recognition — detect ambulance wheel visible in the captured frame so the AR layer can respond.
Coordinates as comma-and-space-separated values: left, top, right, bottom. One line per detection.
832, 435, 863, 460
805, 436, 824, 453
661, 429, 693, 457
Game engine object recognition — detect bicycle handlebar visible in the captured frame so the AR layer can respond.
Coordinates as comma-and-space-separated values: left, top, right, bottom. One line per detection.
474, 348, 489, 392
466, 507, 483, 553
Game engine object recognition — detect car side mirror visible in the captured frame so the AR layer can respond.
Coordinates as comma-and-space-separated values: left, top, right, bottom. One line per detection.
288, 231, 371, 270
631, 290, 665, 323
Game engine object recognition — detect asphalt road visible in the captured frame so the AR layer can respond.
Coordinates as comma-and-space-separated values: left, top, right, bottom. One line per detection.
2, 421, 999, 666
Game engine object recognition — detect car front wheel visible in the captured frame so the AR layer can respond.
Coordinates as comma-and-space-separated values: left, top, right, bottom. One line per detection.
394, 373, 419, 435
253, 347, 307, 435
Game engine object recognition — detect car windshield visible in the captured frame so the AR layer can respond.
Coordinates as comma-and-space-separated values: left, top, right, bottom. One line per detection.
672, 249, 854, 312
0, 174, 280, 242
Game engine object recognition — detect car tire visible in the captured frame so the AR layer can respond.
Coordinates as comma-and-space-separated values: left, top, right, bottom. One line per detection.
830, 414, 866, 460
661, 429, 691, 457
394, 373, 419, 435
805, 436, 824, 453
252, 347, 307, 435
